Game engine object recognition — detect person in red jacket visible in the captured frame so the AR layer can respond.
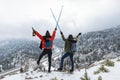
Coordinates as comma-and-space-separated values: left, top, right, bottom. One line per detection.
32, 27, 57, 73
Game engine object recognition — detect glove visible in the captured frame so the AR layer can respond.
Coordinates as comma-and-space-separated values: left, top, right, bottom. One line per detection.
55, 27, 57, 30
77, 33, 81, 38
60, 31, 63, 34
78, 33, 81, 36
32, 27, 36, 36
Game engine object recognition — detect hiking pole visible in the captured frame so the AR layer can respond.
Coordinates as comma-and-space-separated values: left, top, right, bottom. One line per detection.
50, 6, 63, 32
56, 6, 63, 31
50, 8, 61, 31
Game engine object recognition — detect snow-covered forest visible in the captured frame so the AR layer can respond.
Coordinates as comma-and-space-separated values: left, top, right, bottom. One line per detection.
0, 39, 41, 71
1, 26, 120, 80
76, 26, 120, 65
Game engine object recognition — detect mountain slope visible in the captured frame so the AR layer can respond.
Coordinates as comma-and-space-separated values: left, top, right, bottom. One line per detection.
76, 26, 120, 65
0, 39, 42, 71
0, 39, 61, 71
1, 58, 120, 80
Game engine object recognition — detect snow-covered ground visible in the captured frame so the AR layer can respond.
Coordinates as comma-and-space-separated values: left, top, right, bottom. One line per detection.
1, 58, 120, 80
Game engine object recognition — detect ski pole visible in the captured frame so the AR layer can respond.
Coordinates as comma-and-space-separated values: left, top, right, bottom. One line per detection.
56, 6, 63, 30
50, 8, 61, 31
50, 6, 63, 32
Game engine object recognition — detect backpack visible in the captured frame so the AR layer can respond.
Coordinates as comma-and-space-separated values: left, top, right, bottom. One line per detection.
39, 40, 52, 49
71, 43, 77, 52
39, 41, 42, 49
45, 40, 52, 48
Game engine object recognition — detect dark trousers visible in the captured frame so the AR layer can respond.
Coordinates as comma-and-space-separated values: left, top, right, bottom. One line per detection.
60, 52, 74, 70
37, 49, 52, 72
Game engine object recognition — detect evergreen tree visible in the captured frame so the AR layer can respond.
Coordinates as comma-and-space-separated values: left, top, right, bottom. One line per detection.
50, 77, 58, 80
104, 59, 114, 67
94, 65, 109, 74
117, 57, 120, 61
80, 69, 90, 80
98, 76, 102, 80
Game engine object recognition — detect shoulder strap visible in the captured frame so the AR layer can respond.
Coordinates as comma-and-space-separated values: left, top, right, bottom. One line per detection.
39, 41, 42, 49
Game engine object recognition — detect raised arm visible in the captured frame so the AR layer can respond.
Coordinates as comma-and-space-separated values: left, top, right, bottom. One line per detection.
75, 33, 82, 42
76, 33, 81, 38
35, 31, 43, 40
51, 27, 57, 40
32, 27, 43, 40
60, 31, 66, 41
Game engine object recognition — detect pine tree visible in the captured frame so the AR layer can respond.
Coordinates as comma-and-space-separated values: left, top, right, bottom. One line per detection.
50, 77, 58, 80
94, 65, 109, 74
105, 59, 114, 67
117, 57, 120, 61
94, 69, 100, 74
98, 76, 102, 80
80, 69, 91, 80
99, 65, 109, 72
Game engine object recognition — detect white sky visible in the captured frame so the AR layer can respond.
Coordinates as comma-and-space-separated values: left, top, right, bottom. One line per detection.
0, 0, 120, 40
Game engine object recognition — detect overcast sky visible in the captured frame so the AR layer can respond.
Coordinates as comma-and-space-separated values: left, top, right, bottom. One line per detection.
0, 0, 120, 40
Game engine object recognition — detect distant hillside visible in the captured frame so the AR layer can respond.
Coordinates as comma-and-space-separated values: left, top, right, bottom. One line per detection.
54, 38, 64, 48
0, 39, 42, 71
77, 26, 120, 64
0, 39, 62, 71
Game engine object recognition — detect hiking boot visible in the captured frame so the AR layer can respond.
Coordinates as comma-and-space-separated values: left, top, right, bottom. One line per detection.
57, 68, 62, 71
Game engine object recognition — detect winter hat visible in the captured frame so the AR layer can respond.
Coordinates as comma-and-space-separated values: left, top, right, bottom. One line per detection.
45, 30, 51, 37
68, 34, 73, 40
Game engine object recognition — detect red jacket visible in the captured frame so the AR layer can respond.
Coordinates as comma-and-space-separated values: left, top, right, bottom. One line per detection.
35, 30, 56, 49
